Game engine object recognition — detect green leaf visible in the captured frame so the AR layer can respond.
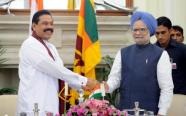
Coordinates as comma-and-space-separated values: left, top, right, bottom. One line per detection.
0, 88, 17, 95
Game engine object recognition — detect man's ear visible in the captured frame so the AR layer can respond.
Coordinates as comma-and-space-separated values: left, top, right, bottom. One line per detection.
32, 23, 36, 31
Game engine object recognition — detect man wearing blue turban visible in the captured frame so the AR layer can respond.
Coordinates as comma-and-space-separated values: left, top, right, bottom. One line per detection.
105, 11, 173, 115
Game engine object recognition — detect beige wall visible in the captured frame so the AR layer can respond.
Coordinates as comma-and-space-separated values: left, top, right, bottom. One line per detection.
134, 0, 186, 43
0, 69, 19, 88
1, 0, 186, 88
0, 15, 132, 88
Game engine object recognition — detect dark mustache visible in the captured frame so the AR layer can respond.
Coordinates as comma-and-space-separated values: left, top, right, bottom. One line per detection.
43, 28, 54, 33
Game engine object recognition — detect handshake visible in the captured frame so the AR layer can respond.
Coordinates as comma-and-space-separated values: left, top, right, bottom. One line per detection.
82, 78, 109, 92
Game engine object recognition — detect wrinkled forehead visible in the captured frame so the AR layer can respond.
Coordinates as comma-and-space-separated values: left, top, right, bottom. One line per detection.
157, 25, 169, 31
38, 15, 53, 22
132, 20, 147, 29
171, 29, 182, 33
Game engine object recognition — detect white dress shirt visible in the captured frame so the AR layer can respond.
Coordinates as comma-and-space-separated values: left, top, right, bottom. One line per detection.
17, 36, 87, 115
107, 50, 174, 115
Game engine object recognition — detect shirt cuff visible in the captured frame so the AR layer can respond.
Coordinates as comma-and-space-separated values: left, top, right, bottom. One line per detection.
158, 108, 167, 116
78, 75, 88, 87
107, 81, 114, 93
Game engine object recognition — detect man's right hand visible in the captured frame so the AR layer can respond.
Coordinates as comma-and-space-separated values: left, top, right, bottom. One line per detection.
82, 79, 99, 91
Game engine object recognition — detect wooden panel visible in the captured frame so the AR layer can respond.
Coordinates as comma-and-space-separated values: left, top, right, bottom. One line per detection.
0, 9, 132, 16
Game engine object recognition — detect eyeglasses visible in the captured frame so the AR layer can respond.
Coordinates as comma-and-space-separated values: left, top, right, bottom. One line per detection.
132, 28, 148, 34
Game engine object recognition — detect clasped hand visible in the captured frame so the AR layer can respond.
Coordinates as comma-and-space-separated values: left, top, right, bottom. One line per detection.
82, 79, 109, 92
82, 78, 99, 91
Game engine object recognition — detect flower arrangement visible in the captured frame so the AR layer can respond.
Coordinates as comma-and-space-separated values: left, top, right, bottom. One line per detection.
67, 99, 128, 116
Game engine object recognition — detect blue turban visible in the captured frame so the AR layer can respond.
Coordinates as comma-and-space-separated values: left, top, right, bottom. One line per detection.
130, 11, 157, 36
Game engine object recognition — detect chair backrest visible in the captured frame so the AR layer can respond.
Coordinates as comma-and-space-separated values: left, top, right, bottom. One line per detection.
0, 94, 18, 116
167, 94, 186, 116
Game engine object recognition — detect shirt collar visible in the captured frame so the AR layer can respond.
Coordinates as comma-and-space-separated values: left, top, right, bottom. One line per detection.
156, 38, 177, 49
